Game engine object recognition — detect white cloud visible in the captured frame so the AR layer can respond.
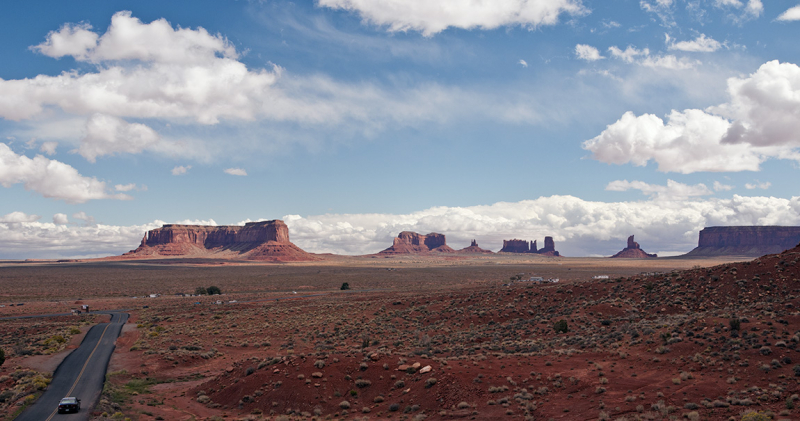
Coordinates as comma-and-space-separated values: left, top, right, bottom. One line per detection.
78, 114, 160, 162
114, 183, 146, 192
519, 59, 528, 68
713, 181, 734, 191
0, 211, 41, 223
584, 60, 800, 173
777, 5, 800, 21
72, 211, 96, 225
224, 167, 247, 176
171, 165, 191, 175
605, 179, 712, 200
3, 194, 800, 258
608, 45, 696, 69
317, 0, 588, 36
39, 141, 58, 155
4, 11, 553, 163
667, 33, 722, 52
745, 181, 771, 190
714, 0, 763, 21
0, 142, 132, 203
575, 44, 604, 61
640, 0, 675, 26
53, 213, 69, 224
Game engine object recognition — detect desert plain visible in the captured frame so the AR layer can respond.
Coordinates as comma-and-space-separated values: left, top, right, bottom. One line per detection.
1, 249, 799, 421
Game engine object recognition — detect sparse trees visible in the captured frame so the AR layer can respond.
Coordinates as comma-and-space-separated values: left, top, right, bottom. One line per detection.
341, 282, 350, 290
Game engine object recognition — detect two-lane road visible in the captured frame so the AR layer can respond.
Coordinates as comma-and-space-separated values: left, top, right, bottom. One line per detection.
15, 312, 129, 421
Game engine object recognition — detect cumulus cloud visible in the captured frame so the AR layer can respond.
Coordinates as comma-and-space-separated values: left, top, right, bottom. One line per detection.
745, 181, 771, 190
0, 142, 132, 203
114, 183, 146, 192
3, 11, 550, 162
224, 167, 247, 176
3, 193, 800, 258
78, 114, 160, 162
605, 179, 712, 200
53, 213, 69, 224
72, 211, 96, 225
0, 211, 41, 223
584, 60, 800, 173
317, 0, 588, 36
519, 59, 528, 68
608, 45, 696, 69
171, 165, 191, 175
777, 5, 800, 21
575, 44, 604, 61
667, 33, 722, 52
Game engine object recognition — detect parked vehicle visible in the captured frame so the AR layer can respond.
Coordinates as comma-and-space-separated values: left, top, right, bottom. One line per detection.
57, 397, 80, 413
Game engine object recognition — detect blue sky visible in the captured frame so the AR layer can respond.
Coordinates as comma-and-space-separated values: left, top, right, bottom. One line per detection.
1, 0, 799, 259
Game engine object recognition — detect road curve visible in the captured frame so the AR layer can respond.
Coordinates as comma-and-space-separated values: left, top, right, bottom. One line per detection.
15, 312, 129, 421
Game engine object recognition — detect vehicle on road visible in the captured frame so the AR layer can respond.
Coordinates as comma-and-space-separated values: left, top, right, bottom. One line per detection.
57, 397, 80, 413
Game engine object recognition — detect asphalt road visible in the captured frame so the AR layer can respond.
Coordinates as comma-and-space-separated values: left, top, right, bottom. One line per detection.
15, 312, 129, 421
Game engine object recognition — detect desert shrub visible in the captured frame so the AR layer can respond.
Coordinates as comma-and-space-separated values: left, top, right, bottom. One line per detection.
759, 346, 772, 356
426, 378, 437, 388
341, 282, 350, 290
730, 318, 741, 331
395, 380, 405, 389
207, 286, 222, 295
245, 367, 255, 376
0, 348, 4, 366
740, 411, 770, 421
314, 360, 325, 369
373, 395, 384, 403
553, 320, 569, 334
339, 400, 351, 409
389, 403, 400, 412
195, 287, 207, 295
457, 402, 470, 409
355, 379, 371, 388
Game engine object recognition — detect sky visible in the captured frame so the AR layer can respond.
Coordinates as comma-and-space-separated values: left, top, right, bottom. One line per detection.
1, 0, 799, 259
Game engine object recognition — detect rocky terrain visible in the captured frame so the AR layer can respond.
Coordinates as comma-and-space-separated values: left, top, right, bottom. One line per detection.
123, 220, 315, 262
500, 237, 560, 256
610, 235, 657, 258
686, 226, 800, 257
378, 232, 456, 255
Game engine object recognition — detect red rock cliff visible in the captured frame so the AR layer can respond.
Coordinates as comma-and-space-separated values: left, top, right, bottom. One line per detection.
610, 235, 657, 258
124, 220, 314, 261
685, 226, 800, 257
379, 231, 455, 254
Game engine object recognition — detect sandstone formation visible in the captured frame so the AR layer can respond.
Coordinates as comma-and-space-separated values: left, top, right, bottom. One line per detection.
684, 226, 800, 257
123, 220, 315, 261
500, 237, 560, 256
610, 235, 657, 258
457, 240, 493, 254
378, 231, 456, 254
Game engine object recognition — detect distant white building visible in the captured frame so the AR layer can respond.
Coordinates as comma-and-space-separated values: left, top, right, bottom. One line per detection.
592, 275, 609, 279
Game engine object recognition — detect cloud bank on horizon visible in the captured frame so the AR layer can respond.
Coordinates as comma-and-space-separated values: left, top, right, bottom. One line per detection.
1, 1, 799, 259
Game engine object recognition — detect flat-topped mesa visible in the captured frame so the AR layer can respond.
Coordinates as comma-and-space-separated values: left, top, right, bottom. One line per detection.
457, 239, 493, 254
500, 237, 560, 256
124, 220, 315, 261
610, 235, 657, 258
379, 231, 456, 254
685, 226, 800, 257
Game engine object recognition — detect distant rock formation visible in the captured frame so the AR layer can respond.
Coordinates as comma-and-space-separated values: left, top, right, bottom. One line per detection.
123, 220, 315, 261
684, 226, 800, 257
379, 231, 456, 254
500, 237, 560, 256
457, 240, 493, 254
610, 235, 657, 258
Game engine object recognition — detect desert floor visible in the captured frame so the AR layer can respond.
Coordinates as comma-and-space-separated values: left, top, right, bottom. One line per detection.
1, 251, 798, 421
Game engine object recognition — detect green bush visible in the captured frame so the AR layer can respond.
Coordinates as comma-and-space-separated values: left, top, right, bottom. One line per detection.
206, 286, 222, 295
195, 287, 207, 295
729, 318, 741, 331
341, 282, 350, 290
553, 320, 568, 334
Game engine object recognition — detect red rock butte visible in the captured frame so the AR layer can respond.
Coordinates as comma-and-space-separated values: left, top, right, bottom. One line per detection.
610, 235, 657, 258
123, 220, 315, 262
499, 237, 560, 256
457, 239, 493, 254
378, 231, 456, 254
684, 226, 800, 257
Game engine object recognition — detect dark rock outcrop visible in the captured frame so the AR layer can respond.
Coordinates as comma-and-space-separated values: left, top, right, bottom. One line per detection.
610, 235, 657, 258
123, 220, 314, 261
500, 237, 560, 256
457, 240, 493, 254
684, 226, 800, 257
379, 231, 456, 254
